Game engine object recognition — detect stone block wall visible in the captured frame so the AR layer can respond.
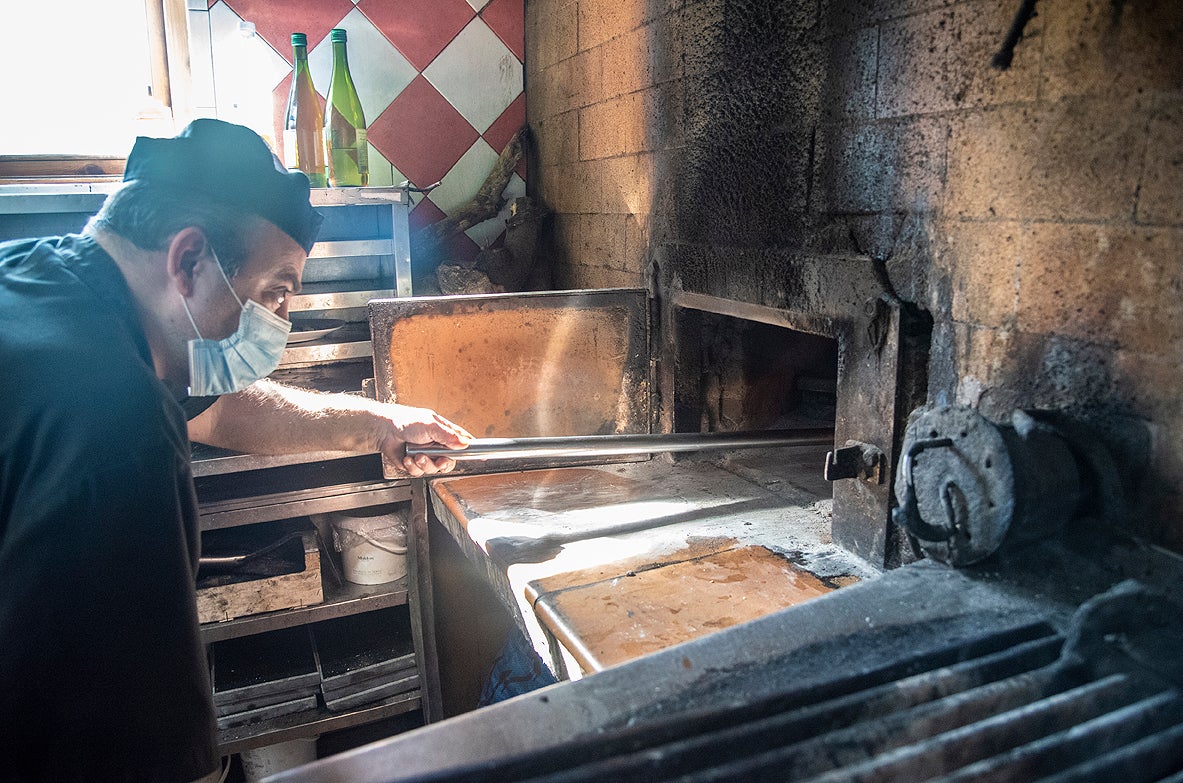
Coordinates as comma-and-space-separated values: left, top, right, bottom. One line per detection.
525, 0, 1183, 548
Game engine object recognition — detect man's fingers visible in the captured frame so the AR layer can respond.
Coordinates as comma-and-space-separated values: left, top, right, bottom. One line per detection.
401, 453, 456, 476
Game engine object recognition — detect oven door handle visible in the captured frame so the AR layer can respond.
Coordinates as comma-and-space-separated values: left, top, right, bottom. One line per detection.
406, 428, 835, 462
893, 437, 958, 542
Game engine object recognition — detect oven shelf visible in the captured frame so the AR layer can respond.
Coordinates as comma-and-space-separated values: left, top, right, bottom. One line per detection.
200, 576, 410, 644
288, 280, 396, 312
217, 690, 421, 756
198, 481, 410, 531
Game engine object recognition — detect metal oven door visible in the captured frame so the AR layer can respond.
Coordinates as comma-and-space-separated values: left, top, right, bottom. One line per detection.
368, 288, 652, 477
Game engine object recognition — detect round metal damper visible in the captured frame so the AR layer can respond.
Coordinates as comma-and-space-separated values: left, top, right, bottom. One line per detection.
894, 406, 1016, 566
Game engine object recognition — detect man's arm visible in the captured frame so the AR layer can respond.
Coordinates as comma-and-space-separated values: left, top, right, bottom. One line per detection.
187, 379, 471, 476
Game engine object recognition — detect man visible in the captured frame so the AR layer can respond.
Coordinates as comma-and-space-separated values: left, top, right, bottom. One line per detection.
0, 119, 471, 782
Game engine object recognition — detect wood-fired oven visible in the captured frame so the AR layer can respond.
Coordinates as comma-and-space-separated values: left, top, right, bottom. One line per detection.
270, 284, 1183, 782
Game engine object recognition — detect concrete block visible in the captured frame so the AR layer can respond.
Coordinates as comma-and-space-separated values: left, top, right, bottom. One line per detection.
532, 110, 579, 168
576, 213, 630, 268
1040, 0, 1183, 102
568, 263, 645, 289
580, 92, 647, 159
569, 47, 604, 111
529, 0, 579, 72
1016, 223, 1183, 355
946, 98, 1144, 221
579, 0, 649, 52
936, 218, 1021, 328
819, 0, 955, 36
643, 83, 684, 151
622, 213, 651, 274
601, 27, 652, 99
540, 160, 602, 213
816, 116, 947, 213
601, 152, 657, 216
877, 9, 955, 118
1137, 97, 1183, 226
822, 28, 877, 121
949, 0, 1041, 109
1113, 349, 1183, 420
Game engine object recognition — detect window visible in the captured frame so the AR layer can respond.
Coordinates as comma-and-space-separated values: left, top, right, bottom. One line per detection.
0, 0, 188, 180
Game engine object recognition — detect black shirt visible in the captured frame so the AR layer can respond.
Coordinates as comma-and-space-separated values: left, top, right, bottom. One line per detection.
0, 235, 218, 782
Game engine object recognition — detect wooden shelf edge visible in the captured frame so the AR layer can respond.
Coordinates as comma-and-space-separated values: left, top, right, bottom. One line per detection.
201, 578, 410, 644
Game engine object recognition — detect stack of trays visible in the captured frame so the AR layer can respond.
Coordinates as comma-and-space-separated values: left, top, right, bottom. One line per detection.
210, 626, 320, 729
313, 607, 419, 711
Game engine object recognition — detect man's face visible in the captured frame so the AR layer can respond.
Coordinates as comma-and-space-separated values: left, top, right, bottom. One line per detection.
196, 220, 307, 340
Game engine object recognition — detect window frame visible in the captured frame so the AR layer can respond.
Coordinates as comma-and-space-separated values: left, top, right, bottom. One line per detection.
0, 0, 191, 184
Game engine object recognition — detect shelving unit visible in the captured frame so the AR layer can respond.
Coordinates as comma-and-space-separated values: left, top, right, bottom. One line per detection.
192, 187, 435, 755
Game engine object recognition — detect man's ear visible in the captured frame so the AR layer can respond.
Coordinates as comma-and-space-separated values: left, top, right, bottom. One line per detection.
165, 227, 210, 297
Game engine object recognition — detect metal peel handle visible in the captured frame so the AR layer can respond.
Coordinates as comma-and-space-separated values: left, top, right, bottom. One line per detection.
405, 428, 834, 462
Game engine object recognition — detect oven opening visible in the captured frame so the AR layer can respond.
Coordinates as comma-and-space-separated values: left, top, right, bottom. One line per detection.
672, 307, 839, 504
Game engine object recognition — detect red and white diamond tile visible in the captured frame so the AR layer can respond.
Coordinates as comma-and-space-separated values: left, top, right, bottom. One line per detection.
198, 0, 525, 254
423, 17, 523, 135
355, 0, 475, 73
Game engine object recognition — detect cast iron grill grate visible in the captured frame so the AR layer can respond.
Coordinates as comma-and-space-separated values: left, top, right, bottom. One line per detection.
395, 589, 1183, 783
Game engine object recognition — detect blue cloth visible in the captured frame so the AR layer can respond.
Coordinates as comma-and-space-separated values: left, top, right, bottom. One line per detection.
478, 628, 559, 706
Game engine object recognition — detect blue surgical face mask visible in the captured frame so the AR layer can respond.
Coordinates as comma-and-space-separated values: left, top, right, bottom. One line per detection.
180, 248, 291, 396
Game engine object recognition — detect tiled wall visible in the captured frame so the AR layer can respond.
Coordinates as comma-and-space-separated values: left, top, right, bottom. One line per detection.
187, 0, 525, 260
526, 0, 1183, 549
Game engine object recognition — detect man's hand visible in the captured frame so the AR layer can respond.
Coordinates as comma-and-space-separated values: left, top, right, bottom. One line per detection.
373, 405, 473, 477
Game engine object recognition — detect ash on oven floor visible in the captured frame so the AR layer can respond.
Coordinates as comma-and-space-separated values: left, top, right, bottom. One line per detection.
312, 607, 418, 711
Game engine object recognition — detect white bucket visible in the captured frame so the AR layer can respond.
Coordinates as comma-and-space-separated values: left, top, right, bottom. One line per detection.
239, 737, 317, 782
331, 506, 408, 585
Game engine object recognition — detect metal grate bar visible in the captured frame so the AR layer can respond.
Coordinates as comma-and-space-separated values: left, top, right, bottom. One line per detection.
515, 635, 1065, 783
680, 671, 1135, 783
386, 623, 1061, 783
396, 623, 1059, 783
932, 690, 1183, 782
1038, 716, 1183, 783
791, 674, 1150, 783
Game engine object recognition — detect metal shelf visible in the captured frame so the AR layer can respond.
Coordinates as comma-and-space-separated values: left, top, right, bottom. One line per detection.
289, 280, 396, 313
191, 446, 370, 478
200, 576, 409, 644
199, 481, 409, 531
217, 691, 421, 755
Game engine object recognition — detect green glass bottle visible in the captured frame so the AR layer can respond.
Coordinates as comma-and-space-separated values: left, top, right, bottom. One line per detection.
324, 28, 368, 187
283, 33, 327, 188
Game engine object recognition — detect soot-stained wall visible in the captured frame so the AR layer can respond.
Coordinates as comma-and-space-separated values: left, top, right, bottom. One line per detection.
525, 0, 1183, 550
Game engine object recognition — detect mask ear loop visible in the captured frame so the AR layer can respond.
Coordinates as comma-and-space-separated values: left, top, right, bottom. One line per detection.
181, 297, 204, 340
180, 244, 243, 340
207, 246, 246, 309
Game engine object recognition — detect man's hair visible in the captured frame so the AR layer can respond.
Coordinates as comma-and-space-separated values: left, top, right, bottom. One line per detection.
86, 180, 261, 275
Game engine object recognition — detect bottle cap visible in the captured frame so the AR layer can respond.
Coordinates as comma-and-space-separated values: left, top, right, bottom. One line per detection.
329, 28, 347, 43
291, 32, 308, 46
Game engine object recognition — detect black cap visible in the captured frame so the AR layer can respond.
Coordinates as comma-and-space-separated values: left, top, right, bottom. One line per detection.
123, 118, 323, 253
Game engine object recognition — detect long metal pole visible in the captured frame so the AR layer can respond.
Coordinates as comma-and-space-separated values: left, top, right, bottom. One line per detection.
405, 428, 834, 462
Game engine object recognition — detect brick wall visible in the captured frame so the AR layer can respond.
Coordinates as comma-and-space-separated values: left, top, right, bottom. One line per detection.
526, 0, 1183, 548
